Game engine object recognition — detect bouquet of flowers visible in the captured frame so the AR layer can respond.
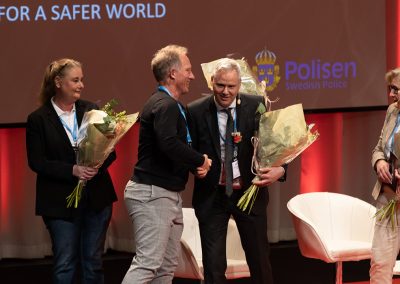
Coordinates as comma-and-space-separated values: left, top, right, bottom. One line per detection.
237, 103, 319, 212
66, 99, 139, 208
374, 193, 399, 230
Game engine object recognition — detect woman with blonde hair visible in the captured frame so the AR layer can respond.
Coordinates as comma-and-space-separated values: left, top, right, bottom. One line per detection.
26, 58, 117, 284
371, 67, 400, 283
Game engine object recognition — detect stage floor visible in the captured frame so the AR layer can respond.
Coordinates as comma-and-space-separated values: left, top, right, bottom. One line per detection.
1, 241, 399, 284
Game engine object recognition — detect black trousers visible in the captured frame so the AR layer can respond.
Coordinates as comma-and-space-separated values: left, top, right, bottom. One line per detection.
196, 187, 273, 284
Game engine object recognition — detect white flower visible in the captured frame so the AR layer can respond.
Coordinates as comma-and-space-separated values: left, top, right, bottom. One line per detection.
77, 110, 107, 144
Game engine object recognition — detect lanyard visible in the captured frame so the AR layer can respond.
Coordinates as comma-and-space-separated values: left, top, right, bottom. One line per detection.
389, 114, 400, 150
59, 112, 78, 146
158, 86, 192, 145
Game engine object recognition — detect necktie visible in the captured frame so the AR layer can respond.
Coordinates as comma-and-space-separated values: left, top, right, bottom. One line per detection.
224, 108, 234, 196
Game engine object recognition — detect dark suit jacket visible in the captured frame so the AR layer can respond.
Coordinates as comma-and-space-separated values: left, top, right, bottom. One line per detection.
187, 94, 268, 218
26, 99, 117, 218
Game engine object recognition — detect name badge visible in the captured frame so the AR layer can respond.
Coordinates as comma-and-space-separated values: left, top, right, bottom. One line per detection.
232, 159, 241, 179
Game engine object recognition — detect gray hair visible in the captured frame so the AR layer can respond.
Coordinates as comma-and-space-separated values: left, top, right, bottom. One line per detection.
151, 44, 188, 83
212, 58, 241, 78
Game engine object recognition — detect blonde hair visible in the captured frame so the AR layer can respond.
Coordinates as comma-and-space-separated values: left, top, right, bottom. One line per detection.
39, 58, 82, 105
151, 45, 188, 83
385, 67, 400, 84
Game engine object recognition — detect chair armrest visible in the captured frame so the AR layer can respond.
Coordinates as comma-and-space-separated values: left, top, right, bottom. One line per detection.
174, 239, 204, 280
290, 214, 332, 263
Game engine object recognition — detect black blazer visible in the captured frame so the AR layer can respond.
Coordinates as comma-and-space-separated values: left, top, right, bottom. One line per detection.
187, 94, 269, 217
26, 99, 117, 218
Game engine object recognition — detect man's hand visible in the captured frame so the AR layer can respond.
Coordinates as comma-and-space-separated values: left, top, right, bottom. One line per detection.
252, 166, 285, 187
196, 154, 212, 178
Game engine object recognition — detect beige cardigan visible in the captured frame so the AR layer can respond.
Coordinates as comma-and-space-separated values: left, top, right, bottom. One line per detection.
371, 103, 400, 199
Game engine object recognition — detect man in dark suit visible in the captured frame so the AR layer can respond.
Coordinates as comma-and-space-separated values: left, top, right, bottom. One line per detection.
187, 58, 286, 284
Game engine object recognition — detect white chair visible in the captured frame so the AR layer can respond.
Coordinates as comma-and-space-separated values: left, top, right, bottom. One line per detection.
393, 261, 400, 275
287, 192, 376, 284
174, 208, 250, 281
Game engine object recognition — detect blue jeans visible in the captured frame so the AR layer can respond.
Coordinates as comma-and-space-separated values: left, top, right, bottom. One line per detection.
43, 205, 112, 284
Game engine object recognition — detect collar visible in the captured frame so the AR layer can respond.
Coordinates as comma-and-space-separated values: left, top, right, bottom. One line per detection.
158, 85, 180, 101
214, 96, 237, 111
51, 97, 76, 117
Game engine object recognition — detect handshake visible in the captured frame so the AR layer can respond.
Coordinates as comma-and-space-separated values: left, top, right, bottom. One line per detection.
196, 154, 212, 178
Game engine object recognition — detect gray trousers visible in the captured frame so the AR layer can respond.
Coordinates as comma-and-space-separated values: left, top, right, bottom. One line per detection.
370, 193, 400, 284
122, 181, 183, 284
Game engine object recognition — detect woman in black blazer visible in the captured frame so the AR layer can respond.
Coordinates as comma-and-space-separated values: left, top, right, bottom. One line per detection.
26, 58, 117, 284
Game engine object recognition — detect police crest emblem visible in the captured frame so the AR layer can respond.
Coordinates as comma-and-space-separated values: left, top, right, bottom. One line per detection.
252, 47, 280, 92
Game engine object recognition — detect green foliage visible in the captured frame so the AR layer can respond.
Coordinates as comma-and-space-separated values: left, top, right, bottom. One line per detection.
101, 99, 127, 125
256, 102, 267, 115
374, 199, 398, 230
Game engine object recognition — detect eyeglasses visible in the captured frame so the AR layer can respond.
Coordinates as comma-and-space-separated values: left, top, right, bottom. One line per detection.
388, 84, 400, 95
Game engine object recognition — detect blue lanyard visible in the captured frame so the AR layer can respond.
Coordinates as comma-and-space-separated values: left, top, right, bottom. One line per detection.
158, 86, 192, 145
59, 112, 78, 146
389, 114, 400, 152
